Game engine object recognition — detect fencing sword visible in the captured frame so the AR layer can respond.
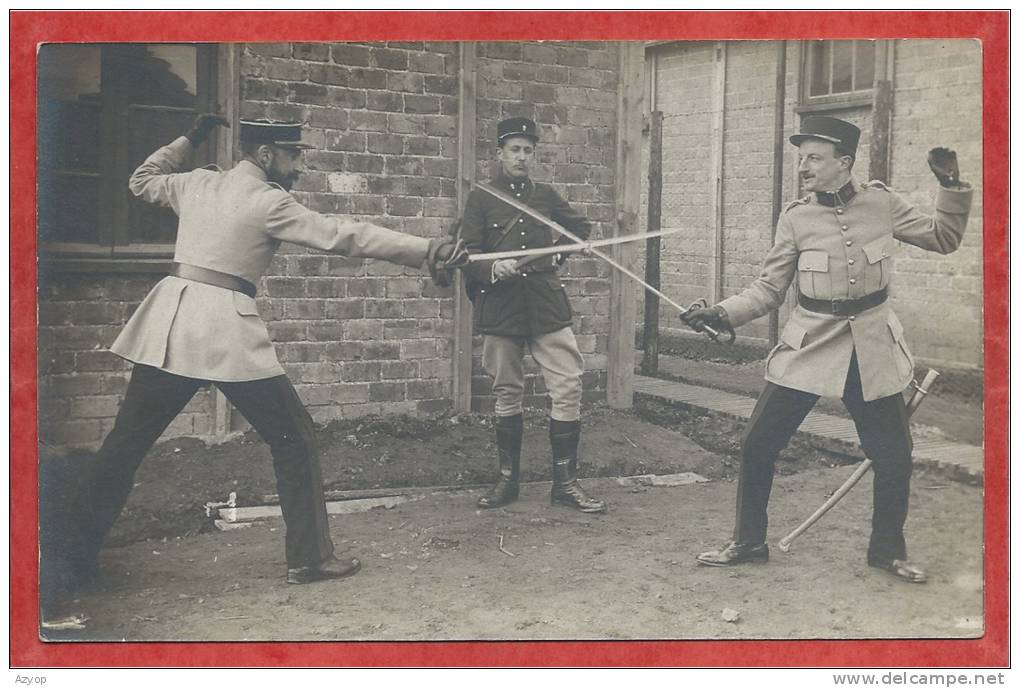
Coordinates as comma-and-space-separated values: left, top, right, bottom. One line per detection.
464, 227, 686, 263
777, 368, 940, 553
475, 181, 735, 343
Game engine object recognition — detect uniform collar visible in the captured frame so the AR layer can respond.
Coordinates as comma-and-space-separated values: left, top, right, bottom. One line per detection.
495, 168, 532, 194
235, 159, 269, 182
814, 178, 857, 207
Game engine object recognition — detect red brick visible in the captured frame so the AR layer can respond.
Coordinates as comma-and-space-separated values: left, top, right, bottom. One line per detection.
343, 320, 384, 341
484, 42, 523, 60
404, 136, 440, 156
387, 113, 425, 135
382, 361, 418, 379
370, 381, 406, 402
347, 279, 387, 298
243, 78, 288, 102
406, 177, 442, 197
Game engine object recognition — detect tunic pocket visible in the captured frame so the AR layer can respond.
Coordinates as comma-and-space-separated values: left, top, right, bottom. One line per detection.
766, 321, 806, 379
863, 235, 894, 292
797, 250, 829, 298
232, 291, 260, 317
886, 311, 914, 377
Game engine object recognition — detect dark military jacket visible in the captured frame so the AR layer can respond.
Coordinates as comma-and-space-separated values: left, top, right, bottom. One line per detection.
461, 171, 592, 337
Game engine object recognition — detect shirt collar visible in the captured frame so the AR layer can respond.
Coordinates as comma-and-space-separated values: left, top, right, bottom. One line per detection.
815, 178, 857, 207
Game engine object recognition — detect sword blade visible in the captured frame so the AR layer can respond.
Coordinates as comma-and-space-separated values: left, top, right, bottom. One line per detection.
465, 227, 685, 263
475, 182, 696, 317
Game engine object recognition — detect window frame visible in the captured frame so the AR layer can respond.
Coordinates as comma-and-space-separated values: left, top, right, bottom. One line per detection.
797, 39, 883, 112
39, 42, 238, 270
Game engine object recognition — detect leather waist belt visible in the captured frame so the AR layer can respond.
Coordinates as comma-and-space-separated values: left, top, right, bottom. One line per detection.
171, 262, 257, 299
799, 288, 887, 317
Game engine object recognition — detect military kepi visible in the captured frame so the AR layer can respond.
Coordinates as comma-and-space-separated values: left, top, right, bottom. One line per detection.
497, 117, 539, 144
240, 119, 314, 149
790, 116, 861, 156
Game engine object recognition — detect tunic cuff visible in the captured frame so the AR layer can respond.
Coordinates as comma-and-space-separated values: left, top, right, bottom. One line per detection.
935, 183, 973, 215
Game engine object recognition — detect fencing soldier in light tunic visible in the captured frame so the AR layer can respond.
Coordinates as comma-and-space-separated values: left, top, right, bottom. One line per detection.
687, 116, 972, 583
56, 115, 458, 596
460, 117, 605, 514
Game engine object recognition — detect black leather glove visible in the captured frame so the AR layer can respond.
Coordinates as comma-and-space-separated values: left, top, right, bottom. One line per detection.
185, 113, 230, 147
683, 304, 728, 332
427, 238, 468, 288
927, 147, 963, 188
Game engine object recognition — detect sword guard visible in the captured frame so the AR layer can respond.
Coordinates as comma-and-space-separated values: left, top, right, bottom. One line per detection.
682, 299, 736, 344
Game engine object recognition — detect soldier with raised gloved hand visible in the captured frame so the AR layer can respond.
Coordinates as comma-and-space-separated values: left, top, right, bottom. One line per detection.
45, 114, 459, 617
689, 116, 972, 584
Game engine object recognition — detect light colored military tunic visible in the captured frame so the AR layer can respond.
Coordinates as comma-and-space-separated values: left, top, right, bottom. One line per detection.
112, 136, 432, 382
719, 178, 972, 401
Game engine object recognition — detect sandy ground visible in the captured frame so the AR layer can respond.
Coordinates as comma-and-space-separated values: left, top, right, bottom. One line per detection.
39, 409, 979, 644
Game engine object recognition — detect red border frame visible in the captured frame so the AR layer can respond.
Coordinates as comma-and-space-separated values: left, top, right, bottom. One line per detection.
10, 10, 1009, 667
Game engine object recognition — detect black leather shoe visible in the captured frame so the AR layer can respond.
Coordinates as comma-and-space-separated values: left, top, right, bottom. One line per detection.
477, 477, 519, 508
696, 541, 769, 567
551, 481, 607, 513
287, 555, 362, 584
868, 555, 927, 583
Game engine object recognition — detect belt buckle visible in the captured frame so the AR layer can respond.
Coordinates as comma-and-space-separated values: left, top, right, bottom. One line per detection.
830, 299, 847, 317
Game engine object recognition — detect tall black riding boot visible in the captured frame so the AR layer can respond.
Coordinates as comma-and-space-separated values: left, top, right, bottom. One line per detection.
550, 419, 606, 513
477, 414, 523, 508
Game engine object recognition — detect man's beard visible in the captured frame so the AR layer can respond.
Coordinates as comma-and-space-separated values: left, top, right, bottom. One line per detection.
269, 169, 300, 191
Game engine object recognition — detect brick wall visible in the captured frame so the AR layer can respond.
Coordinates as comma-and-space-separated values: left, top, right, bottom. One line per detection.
37, 40, 621, 449
641, 39, 983, 370
238, 41, 463, 426
37, 273, 218, 447
470, 41, 619, 413
887, 39, 983, 368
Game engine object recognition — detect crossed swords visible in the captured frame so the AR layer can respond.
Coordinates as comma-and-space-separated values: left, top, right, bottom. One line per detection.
445, 182, 735, 344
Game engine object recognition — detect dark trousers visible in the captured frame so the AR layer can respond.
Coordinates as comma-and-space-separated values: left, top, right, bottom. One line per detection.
734, 354, 913, 561
68, 364, 334, 572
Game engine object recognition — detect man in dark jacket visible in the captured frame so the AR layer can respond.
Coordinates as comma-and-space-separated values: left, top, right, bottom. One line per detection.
460, 117, 605, 514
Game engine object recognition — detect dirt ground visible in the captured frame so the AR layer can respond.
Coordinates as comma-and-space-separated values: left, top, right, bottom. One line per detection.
40, 383, 985, 642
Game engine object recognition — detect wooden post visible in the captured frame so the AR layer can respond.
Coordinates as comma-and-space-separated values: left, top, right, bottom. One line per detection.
768, 41, 787, 348
869, 41, 894, 184
707, 42, 727, 305
641, 110, 663, 376
213, 43, 241, 438
452, 41, 477, 413
607, 42, 644, 409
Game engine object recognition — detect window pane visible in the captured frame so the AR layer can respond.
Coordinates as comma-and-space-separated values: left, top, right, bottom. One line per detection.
126, 108, 198, 243
38, 173, 100, 244
809, 41, 830, 97
111, 44, 198, 109
831, 41, 853, 93
854, 40, 876, 90
37, 44, 102, 170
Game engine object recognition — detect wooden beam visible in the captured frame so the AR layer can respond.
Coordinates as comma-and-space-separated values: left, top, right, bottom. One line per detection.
213, 43, 241, 439
607, 42, 644, 409
641, 110, 663, 377
869, 41, 895, 184
768, 41, 788, 348
452, 42, 477, 413
707, 42, 727, 305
